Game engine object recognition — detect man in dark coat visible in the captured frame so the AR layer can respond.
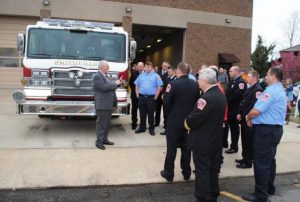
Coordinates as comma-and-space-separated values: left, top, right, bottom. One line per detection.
160, 65, 177, 135
160, 62, 199, 182
185, 68, 226, 202
236, 71, 262, 168
225, 66, 246, 153
129, 62, 144, 130
93, 60, 122, 150
155, 61, 170, 127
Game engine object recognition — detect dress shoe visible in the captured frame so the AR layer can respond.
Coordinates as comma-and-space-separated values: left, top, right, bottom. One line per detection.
150, 131, 155, 136
96, 144, 105, 150
154, 123, 159, 127
236, 162, 252, 169
225, 148, 238, 154
160, 170, 173, 182
235, 159, 244, 163
242, 193, 269, 202
160, 131, 166, 135
131, 125, 137, 130
103, 140, 114, 145
183, 175, 190, 181
268, 189, 275, 195
135, 128, 146, 133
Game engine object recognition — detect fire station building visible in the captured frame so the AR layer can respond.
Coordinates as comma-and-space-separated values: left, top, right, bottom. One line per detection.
0, 0, 252, 72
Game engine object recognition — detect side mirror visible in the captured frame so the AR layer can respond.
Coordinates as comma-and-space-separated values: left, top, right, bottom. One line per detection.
129, 38, 137, 61
17, 33, 25, 54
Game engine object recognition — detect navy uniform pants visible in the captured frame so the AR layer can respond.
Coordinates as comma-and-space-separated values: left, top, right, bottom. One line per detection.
193, 150, 220, 202
253, 125, 283, 201
138, 95, 156, 132
228, 113, 240, 150
163, 128, 191, 178
241, 119, 254, 165
131, 96, 138, 128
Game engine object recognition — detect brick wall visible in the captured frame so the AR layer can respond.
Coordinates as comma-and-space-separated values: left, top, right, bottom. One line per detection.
185, 23, 251, 71
104, 0, 253, 17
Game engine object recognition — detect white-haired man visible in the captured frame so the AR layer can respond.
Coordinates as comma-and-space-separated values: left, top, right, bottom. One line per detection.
93, 60, 122, 150
185, 68, 226, 202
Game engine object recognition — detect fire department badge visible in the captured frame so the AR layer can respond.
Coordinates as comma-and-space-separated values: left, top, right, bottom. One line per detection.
261, 93, 270, 102
166, 84, 172, 93
197, 98, 207, 110
255, 91, 261, 98
239, 83, 245, 90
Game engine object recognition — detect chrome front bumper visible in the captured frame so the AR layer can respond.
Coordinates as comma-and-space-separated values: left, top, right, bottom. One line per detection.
15, 100, 130, 116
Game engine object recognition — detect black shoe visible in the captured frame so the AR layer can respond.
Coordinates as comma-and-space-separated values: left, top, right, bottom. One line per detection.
131, 125, 137, 130
96, 144, 105, 150
183, 175, 190, 181
150, 131, 155, 136
154, 123, 159, 127
236, 162, 252, 169
268, 189, 275, 195
223, 143, 228, 148
297, 125, 300, 128
135, 128, 146, 133
160, 131, 165, 135
242, 193, 268, 202
235, 159, 244, 164
160, 170, 173, 182
103, 140, 114, 145
225, 148, 238, 154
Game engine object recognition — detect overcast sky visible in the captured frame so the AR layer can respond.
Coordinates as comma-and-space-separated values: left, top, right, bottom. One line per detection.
252, 0, 300, 57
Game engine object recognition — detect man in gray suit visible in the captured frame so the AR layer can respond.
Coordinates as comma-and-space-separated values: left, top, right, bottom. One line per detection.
93, 60, 122, 150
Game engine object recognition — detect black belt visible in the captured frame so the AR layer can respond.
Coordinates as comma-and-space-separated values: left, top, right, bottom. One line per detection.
253, 124, 282, 128
139, 94, 155, 98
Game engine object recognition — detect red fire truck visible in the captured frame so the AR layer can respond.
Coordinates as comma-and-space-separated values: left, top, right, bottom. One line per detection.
13, 18, 136, 116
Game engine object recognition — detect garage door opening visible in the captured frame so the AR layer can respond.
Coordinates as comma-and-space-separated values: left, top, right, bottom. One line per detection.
132, 24, 184, 68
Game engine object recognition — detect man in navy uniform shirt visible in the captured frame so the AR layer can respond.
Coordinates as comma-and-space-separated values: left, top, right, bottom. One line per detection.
160, 62, 199, 182
129, 62, 144, 130
243, 67, 287, 202
236, 71, 262, 169
185, 68, 226, 202
225, 66, 246, 153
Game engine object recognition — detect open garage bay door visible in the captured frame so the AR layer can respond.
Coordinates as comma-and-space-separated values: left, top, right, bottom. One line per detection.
132, 24, 184, 68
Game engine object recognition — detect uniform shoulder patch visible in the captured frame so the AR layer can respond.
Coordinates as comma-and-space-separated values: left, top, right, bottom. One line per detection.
239, 83, 245, 90
261, 93, 270, 102
255, 91, 261, 98
197, 98, 207, 110
166, 84, 172, 93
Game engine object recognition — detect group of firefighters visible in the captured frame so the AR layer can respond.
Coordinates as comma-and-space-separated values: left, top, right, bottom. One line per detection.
125, 61, 286, 202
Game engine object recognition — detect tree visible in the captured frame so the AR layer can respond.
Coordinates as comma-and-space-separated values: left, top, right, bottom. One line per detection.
251, 35, 275, 77
283, 12, 300, 48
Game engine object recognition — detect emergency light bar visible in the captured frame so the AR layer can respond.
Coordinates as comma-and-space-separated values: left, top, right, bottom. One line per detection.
43, 18, 114, 30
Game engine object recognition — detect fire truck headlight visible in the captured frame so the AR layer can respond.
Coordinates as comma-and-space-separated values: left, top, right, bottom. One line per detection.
13, 90, 25, 103
32, 70, 49, 77
69, 72, 75, 79
77, 71, 83, 77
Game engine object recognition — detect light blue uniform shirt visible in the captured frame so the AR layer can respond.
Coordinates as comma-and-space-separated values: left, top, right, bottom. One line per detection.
252, 82, 287, 125
134, 71, 163, 95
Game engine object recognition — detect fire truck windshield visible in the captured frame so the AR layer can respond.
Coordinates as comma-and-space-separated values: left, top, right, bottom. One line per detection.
27, 28, 126, 62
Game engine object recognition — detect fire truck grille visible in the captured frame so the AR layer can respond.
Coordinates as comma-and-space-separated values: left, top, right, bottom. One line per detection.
52, 70, 96, 96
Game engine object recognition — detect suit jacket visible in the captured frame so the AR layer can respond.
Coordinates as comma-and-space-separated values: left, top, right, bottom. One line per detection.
93, 71, 117, 110
238, 82, 262, 118
226, 76, 246, 117
163, 75, 199, 128
186, 85, 226, 155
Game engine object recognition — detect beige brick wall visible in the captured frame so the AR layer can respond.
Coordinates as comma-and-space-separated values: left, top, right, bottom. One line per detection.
0, 67, 22, 88
185, 23, 251, 70
104, 0, 253, 17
